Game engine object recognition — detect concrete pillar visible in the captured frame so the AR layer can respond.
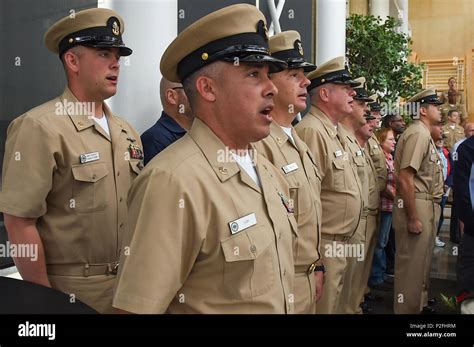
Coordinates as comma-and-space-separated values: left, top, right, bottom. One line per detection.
369, 0, 390, 21
98, 0, 178, 133
316, 0, 347, 65
398, 0, 410, 36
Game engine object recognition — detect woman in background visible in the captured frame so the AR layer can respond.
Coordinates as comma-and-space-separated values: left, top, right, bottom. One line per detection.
369, 128, 396, 290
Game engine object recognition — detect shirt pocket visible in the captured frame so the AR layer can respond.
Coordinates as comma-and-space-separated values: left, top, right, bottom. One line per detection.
331, 157, 346, 191
71, 162, 109, 213
221, 225, 274, 299
353, 154, 366, 168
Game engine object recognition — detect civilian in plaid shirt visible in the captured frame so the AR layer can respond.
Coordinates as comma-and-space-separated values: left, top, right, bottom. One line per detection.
369, 128, 397, 289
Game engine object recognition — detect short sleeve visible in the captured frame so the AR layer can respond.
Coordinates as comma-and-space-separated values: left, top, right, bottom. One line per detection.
398, 130, 429, 173
0, 116, 58, 218
113, 167, 203, 313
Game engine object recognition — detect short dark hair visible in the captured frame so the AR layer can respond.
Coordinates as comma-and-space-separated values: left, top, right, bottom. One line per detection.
382, 114, 398, 128
182, 62, 220, 109
447, 109, 459, 118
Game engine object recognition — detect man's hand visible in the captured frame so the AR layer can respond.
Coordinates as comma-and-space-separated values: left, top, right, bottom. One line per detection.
314, 271, 324, 303
407, 218, 423, 234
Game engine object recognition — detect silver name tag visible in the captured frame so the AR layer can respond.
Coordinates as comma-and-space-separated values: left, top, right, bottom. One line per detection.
80, 152, 100, 164
229, 213, 257, 235
282, 162, 299, 174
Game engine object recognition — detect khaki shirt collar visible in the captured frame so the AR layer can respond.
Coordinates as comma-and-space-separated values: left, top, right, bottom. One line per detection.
269, 121, 292, 148
59, 87, 132, 142
308, 105, 338, 139
339, 123, 358, 144
188, 118, 241, 183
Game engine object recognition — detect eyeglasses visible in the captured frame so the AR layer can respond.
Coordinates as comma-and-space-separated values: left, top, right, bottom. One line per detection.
171, 87, 184, 90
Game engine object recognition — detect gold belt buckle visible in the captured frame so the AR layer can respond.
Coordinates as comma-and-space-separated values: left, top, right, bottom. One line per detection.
307, 262, 316, 276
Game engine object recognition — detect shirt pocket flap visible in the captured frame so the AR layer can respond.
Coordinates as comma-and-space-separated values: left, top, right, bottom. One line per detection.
72, 162, 108, 183
221, 226, 272, 262
332, 158, 344, 170
129, 160, 142, 175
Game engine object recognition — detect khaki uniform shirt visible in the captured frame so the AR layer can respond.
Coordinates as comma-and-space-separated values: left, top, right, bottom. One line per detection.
442, 124, 465, 152
253, 122, 322, 271
296, 105, 363, 237
365, 144, 381, 212
113, 118, 296, 314
367, 134, 388, 192
394, 121, 442, 197
440, 91, 466, 121
340, 125, 369, 213
0, 88, 142, 266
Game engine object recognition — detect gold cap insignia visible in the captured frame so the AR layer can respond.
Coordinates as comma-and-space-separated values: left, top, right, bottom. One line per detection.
112, 21, 120, 36
297, 41, 304, 56
263, 23, 269, 40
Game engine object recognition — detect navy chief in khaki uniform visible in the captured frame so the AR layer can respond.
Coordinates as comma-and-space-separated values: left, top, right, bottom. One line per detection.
0, 8, 143, 313
113, 4, 297, 314
367, 96, 388, 191
253, 30, 324, 314
337, 78, 376, 314
296, 57, 363, 314
392, 90, 443, 314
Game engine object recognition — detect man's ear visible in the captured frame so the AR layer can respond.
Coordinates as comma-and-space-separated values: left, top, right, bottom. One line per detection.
319, 86, 330, 102
63, 51, 80, 73
166, 89, 178, 106
195, 75, 217, 102
419, 105, 428, 118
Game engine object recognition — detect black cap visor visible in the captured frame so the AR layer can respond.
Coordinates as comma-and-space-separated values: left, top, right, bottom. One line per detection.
87, 41, 132, 56
332, 79, 361, 88
287, 59, 316, 72
223, 53, 288, 73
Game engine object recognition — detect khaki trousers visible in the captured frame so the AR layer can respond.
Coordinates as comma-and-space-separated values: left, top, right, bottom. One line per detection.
316, 237, 349, 314
338, 217, 367, 313
393, 199, 436, 314
294, 271, 316, 314
48, 273, 117, 314
355, 214, 378, 312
